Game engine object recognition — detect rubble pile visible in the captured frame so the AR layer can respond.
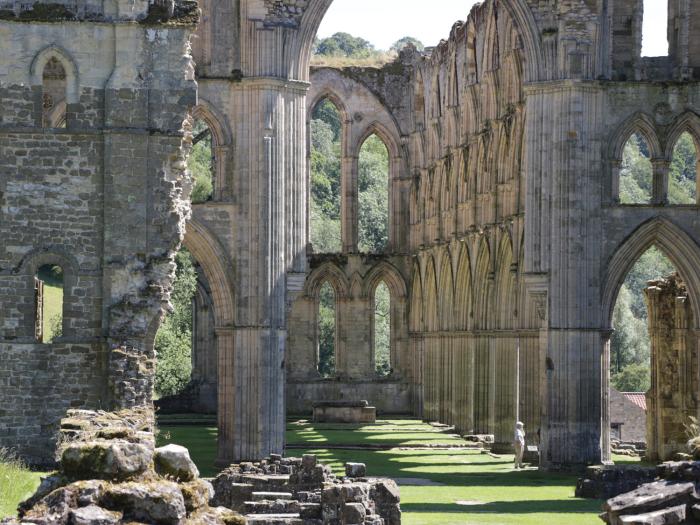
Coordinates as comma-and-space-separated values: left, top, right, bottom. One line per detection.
0, 409, 244, 525
212, 454, 401, 524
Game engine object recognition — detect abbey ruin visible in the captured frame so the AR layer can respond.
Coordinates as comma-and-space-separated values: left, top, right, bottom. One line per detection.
2, 0, 700, 475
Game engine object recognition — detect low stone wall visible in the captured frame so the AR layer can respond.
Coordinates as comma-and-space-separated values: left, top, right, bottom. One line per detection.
0, 342, 109, 466
312, 400, 377, 424
599, 461, 700, 524
576, 465, 657, 500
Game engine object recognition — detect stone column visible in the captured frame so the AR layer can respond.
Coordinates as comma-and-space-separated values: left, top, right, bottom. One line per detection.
652, 159, 670, 205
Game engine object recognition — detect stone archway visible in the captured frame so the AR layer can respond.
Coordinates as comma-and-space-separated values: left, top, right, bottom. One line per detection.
182, 218, 236, 466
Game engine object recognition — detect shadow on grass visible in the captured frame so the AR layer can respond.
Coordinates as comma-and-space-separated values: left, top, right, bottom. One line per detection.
401, 499, 601, 515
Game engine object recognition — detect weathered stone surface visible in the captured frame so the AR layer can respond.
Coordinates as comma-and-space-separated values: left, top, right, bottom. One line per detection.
617, 504, 686, 525
370, 479, 401, 525
604, 481, 695, 515
12, 411, 244, 525
345, 463, 367, 478
69, 505, 122, 525
61, 441, 153, 481
155, 444, 200, 481
576, 465, 658, 500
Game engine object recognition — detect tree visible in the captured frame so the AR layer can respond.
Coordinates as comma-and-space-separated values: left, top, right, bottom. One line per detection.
189, 120, 214, 204
374, 282, 391, 376
358, 135, 389, 253
155, 249, 198, 397
619, 134, 653, 204
315, 32, 376, 58
310, 100, 342, 253
612, 363, 651, 392
318, 282, 336, 378
669, 132, 697, 204
390, 36, 424, 53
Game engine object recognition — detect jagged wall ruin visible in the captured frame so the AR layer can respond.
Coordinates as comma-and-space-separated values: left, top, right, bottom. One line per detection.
645, 275, 699, 462
0, 0, 197, 464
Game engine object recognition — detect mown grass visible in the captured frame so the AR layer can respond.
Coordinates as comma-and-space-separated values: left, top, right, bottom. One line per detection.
0, 450, 43, 519
42, 283, 62, 342
157, 418, 605, 524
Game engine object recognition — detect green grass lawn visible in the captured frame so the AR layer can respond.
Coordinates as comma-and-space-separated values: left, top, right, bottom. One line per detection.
42, 283, 63, 342
0, 452, 44, 518
158, 418, 605, 525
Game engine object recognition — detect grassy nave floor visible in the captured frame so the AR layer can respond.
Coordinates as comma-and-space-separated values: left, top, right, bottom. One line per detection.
158, 419, 605, 525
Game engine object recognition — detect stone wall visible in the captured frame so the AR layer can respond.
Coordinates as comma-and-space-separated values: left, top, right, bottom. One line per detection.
0, 1, 197, 463
610, 389, 647, 445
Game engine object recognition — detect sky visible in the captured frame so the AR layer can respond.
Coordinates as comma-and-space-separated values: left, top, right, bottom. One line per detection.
317, 0, 670, 57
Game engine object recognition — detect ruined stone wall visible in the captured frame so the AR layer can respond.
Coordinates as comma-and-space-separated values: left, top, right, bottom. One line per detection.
285, 62, 416, 415
0, 0, 197, 464
405, 2, 537, 451
645, 275, 698, 462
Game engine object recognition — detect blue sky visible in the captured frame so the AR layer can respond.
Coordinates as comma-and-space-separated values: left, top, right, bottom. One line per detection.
317, 0, 669, 57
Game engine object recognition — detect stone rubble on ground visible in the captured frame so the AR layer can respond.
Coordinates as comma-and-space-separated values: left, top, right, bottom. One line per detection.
599, 461, 700, 524
211, 455, 401, 524
0, 409, 244, 525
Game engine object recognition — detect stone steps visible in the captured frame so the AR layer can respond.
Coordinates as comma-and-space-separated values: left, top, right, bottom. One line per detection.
245, 513, 304, 524
252, 491, 294, 501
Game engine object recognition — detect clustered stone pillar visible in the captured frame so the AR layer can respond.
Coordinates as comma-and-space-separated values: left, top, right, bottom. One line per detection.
645, 275, 698, 462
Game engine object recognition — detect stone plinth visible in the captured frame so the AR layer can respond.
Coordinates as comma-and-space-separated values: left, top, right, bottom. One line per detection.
312, 400, 377, 424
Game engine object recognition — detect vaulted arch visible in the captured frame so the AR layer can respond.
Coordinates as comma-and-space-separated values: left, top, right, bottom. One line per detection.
609, 112, 663, 161
183, 218, 236, 328
602, 217, 700, 327
30, 45, 79, 104
304, 262, 351, 300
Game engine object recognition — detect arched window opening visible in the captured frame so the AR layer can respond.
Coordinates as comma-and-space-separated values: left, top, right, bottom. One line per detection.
42, 57, 67, 128
154, 249, 197, 398
35, 264, 63, 343
358, 134, 389, 253
668, 132, 698, 205
189, 119, 215, 204
318, 281, 337, 378
373, 281, 391, 377
642, 0, 669, 57
619, 133, 653, 204
609, 246, 674, 446
310, 98, 342, 253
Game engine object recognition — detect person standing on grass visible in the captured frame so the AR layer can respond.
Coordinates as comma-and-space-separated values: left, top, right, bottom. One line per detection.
514, 421, 525, 469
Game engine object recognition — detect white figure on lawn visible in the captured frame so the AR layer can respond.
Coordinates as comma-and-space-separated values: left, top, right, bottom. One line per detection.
514, 421, 525, 469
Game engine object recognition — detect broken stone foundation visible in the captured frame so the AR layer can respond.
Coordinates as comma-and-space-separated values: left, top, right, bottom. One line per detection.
211, 454, 400, 525
2, 409, 401, 525
1, 409, 244, 525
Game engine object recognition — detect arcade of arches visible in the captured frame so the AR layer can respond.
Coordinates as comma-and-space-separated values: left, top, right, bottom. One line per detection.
2, 0, 700, 472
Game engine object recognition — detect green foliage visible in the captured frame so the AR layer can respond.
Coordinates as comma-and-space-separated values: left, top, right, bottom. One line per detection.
611, 363, 651, 392
611, 247, 674, 391
358, 135, 389, 253
390, 36, 424, 53
374, 282, 391, 376
668, 132, 697, 205
315, 32, 376, 58
318, 282, 336, 378
620, 131, 698, 205
619, 134, 653, 204
0, 449, 42, 518
189, 120, 213, 204
41, 283, 63, 343
310, 100, 342, 253
155, 250, 198, 398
